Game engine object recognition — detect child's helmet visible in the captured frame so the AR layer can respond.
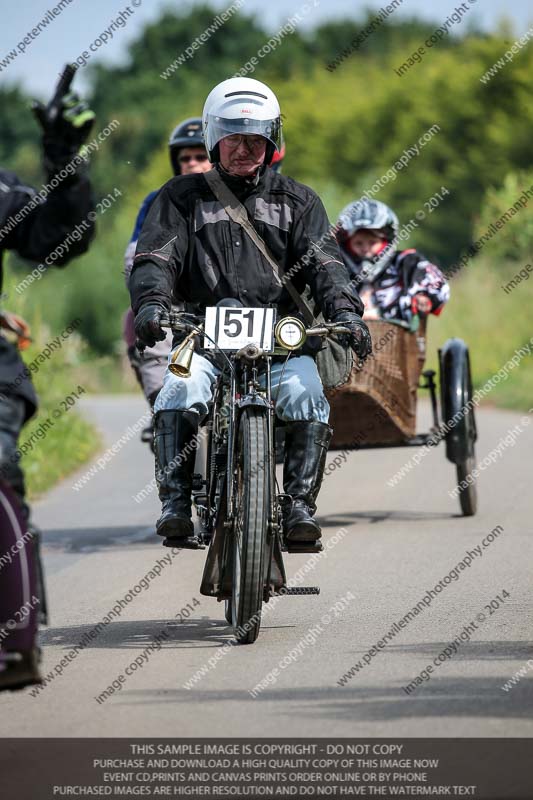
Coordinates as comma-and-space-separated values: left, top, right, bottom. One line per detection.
337, 199, 399, 243
337, 199, 399, 282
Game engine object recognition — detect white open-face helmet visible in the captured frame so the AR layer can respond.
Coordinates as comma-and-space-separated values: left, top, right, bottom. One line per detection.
202, 77, 282, 164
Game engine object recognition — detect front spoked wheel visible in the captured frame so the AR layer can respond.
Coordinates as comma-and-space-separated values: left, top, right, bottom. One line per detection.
231, 408, 269, 644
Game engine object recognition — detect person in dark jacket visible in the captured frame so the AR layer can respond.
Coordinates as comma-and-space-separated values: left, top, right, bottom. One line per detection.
124, 120, 285, 417
131, 77, 371, 552
0, 74, 95, 515
0, 69, 95, 691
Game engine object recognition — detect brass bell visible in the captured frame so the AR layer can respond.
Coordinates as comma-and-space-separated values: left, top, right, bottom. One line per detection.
168, 325, 203, 378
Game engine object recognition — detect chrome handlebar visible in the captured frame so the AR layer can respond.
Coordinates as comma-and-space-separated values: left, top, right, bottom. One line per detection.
158, 312, 350, 339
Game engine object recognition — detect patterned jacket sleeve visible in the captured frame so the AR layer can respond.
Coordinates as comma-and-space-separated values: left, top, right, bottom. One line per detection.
400, 250, 450, 316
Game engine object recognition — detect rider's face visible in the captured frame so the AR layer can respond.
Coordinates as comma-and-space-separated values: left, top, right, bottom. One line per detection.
219, 134, 267, 176
347, 230, 385, 259
178, 146, 211, 175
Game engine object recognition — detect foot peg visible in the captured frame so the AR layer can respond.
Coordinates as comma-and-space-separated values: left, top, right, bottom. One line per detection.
162, 534, 205, 550
283, 539, 323, 554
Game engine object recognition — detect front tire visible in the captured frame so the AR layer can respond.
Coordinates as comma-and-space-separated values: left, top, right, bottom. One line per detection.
231, 408, 269, 644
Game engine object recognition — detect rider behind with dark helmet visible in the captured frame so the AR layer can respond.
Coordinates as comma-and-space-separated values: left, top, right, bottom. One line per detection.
168, 117, 211, 176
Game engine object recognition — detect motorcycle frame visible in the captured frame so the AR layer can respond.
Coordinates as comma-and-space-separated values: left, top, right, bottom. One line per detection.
198, 351, 287, 601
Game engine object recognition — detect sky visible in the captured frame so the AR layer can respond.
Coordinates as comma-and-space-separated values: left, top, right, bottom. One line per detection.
1, 0, 531, 97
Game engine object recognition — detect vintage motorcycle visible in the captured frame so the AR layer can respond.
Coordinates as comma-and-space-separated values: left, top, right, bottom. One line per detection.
158, 306, 349, 645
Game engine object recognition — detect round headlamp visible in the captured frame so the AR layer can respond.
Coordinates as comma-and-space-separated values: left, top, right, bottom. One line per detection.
274, 317, 306, 350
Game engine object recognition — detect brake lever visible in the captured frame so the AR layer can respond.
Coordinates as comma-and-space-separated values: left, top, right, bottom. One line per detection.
159, 312, 202, 333
305, 324, 351, 337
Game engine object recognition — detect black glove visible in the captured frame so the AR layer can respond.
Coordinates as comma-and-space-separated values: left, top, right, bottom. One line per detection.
32, 65, 95, 174
134, 304, 167, 349
332, 311, 372, 360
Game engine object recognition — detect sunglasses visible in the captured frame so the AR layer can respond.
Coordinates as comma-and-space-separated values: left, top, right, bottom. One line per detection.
178, 153, 209, 164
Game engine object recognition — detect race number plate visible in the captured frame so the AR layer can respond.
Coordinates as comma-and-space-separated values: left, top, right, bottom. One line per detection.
204, 306, 275, 351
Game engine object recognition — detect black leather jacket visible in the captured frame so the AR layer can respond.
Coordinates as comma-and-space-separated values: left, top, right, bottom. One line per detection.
130, 165, 363, 327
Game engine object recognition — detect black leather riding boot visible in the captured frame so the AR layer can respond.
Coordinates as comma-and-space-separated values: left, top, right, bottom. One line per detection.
283, 420, 332, 542
154, 410, 199, 546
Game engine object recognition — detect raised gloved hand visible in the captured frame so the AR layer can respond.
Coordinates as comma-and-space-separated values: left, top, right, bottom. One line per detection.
32, 64, 95, 174
332, 310, 372, 360
134, 304, 167, 349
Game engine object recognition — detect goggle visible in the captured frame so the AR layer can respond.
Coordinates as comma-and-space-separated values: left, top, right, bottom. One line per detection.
222, 134, 266, 152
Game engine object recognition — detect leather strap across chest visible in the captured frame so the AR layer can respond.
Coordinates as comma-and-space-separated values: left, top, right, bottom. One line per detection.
203, 169, 315, 325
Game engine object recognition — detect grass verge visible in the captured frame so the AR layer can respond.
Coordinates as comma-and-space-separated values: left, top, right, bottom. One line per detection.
425, 257, 533, 411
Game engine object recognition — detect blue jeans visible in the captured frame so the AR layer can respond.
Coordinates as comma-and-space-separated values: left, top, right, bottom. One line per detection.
154, 351, 329, 423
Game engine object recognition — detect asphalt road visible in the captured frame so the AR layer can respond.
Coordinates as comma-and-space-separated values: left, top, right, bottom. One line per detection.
1, 395, 532, 737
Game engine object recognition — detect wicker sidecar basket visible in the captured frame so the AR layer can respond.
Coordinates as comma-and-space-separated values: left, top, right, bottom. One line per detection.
327, 319, 427, 448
